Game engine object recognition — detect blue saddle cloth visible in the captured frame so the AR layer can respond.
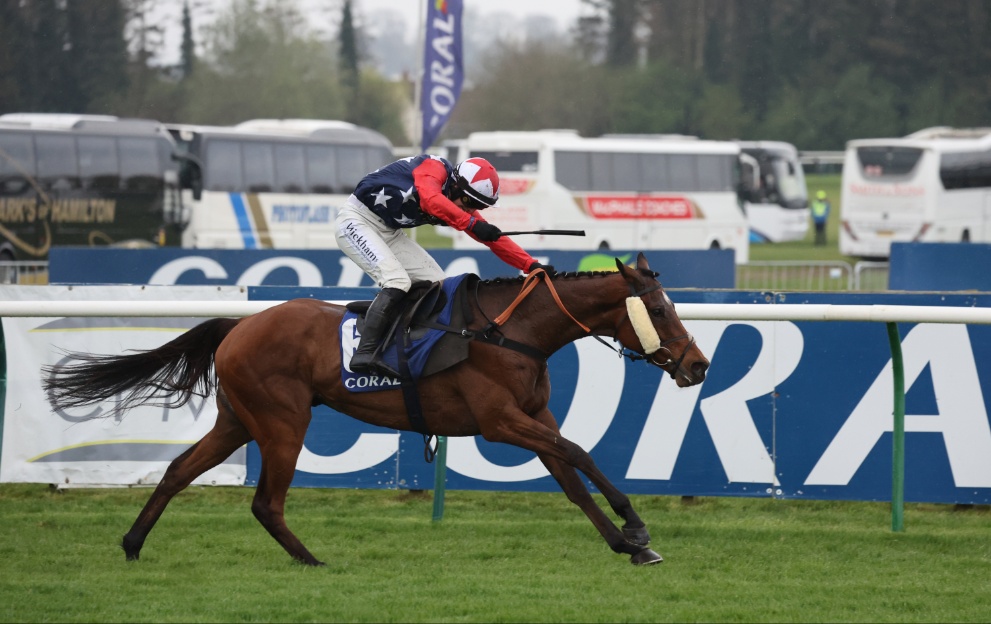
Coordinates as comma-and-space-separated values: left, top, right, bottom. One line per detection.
339, 274, 468, 393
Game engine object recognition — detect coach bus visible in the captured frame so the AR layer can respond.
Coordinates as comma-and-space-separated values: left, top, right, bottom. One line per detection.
840, 127, 991, 258
0, 113, 185, 260
451, 130, 749, 263
736, 141, 810, 243
167, 119, 394, 249
453, 130, 749, 263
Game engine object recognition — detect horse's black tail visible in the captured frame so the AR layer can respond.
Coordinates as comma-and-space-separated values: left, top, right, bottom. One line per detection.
42, 317, 240, 419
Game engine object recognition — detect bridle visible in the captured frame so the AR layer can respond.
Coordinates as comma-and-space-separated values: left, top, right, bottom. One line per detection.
613, 280, 696, 378
475, 269, 696, 380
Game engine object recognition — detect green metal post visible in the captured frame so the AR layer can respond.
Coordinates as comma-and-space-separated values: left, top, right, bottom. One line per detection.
0, 324, 6, 465
886, 322, 906, 532
431, 435, 448, 522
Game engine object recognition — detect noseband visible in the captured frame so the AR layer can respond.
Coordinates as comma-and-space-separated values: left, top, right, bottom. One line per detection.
623, 281, 696, 379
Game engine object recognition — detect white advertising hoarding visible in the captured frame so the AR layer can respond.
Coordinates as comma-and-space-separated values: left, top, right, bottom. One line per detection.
0, 285, 248, 486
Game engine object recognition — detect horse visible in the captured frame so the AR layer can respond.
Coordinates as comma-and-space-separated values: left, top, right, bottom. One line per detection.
42, 253, 709, 566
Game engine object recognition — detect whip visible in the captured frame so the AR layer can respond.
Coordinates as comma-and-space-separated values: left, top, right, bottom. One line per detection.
499, 229, 586, 236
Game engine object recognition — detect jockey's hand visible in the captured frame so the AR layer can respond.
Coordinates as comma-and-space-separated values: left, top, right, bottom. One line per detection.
470, 220, 502, 242
528, 262, 556, 275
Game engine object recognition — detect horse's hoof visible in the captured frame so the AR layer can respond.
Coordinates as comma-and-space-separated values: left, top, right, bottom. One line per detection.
630, 548, 663, 565
623, 525, 651, 546
121, 536, 141, 561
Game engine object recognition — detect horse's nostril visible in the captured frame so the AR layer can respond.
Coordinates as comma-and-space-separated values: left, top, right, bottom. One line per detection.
692, 361, 709, 378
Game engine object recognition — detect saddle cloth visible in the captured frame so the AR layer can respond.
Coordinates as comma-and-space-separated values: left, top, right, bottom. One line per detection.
339, 273, 473, 393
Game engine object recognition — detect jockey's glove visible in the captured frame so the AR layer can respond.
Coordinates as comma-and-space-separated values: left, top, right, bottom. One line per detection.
469, 220, 502, 242
528, 262, 556, 275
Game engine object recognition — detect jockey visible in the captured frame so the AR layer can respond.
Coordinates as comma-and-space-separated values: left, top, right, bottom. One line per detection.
336, 154, 554, 375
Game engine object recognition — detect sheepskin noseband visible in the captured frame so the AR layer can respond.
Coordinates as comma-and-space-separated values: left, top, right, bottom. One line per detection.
625, 296, 661, 354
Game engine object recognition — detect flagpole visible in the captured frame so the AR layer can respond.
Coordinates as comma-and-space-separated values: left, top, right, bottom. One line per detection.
413, 0, 427, 154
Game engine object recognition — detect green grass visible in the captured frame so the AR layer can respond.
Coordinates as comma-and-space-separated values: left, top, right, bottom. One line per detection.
2, 484, 989, 623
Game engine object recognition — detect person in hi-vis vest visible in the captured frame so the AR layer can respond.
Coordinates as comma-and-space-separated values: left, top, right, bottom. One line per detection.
811, 190, 831, 246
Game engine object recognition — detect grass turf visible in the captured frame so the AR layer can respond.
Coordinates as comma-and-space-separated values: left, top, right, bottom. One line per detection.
1, 484, 989, 623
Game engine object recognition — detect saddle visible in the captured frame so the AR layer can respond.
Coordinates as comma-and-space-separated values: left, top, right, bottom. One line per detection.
341, 275, 476, 448
345, 275, 475, 380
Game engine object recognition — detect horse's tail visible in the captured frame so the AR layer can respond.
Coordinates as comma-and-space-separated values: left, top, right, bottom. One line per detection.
42, 317, 240, 419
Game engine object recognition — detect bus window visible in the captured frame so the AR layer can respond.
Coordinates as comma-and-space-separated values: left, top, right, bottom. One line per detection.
36, 135, 79, 191
698, 155, 733, 192
205, 140, 242, 191
242, 141, 275, 192
0, 132, 35, 193
589, 151, 614, 191
338, 146, 367, 193
669, 155, 699, 191
612, 152, 640, 191
856, 146, 922, 178
940, 149, 991, 189
640, 153, 671, 192
78, 136, 119, 190
306, 145, 337, 193
275, 143, 306, 192
119, 137, 162, 191
469, 150, 538, 173
554, 151, 590, 191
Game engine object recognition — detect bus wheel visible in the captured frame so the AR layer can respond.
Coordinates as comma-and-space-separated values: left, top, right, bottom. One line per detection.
0, 249, 14, 262
962, 230, 971, 242
597, 241, 611, 251
709, 241, 722, 249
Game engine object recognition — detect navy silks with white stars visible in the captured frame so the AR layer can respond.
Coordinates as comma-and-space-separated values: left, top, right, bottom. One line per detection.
352, 155, 455, 229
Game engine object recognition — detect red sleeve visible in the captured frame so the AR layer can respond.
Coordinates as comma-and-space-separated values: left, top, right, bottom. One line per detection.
413, 158, 536, 273
413, 159, 472, 231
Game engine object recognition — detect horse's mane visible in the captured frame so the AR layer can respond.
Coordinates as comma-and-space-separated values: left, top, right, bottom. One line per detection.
479, 267, 659, 288
479, 270, 619, 286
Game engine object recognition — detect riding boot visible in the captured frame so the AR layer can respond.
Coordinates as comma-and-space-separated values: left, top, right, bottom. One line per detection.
349, 287, 405, 374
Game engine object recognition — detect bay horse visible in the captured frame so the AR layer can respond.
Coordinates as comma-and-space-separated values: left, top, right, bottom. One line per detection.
43, 253, 709, 566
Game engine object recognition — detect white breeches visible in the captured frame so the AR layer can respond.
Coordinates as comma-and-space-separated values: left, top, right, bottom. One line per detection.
335, 195, 445, 292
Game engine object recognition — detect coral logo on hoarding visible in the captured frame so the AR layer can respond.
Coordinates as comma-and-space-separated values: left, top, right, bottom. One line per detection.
583, 195, 700, 219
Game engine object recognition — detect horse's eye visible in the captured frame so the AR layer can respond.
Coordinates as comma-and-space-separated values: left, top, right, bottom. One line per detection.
650, 307, 665, 318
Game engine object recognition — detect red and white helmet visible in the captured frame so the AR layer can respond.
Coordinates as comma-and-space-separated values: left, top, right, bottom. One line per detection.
453, 157, 500, 208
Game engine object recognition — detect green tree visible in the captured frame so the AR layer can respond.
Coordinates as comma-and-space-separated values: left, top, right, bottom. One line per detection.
24, 0, 74, 111
181, 0, 344, 124
66, 0, 129, 113
605, 0, 640, 67
450, 40, 612, 138
338, 0, 360, 119
0, 1, 28, 113
180, 0, 196, 80
349, 72, 408, 145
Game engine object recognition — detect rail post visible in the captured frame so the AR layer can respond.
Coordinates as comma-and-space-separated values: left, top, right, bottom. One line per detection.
886, 322, 906, 532
432, 435, 448, 522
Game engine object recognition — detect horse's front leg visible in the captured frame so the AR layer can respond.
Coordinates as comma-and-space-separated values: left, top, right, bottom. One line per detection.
537, 452, 662, 565
526, 410, 651, 546
483, 407, 661, 565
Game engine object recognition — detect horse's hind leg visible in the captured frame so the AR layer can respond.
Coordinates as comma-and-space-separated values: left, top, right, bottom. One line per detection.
122, 391, 252, 561
251, 433, 324, 566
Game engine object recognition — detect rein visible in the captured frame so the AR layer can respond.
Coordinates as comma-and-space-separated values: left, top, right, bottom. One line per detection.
491, 269, 589, 332
474, 270, 695, 379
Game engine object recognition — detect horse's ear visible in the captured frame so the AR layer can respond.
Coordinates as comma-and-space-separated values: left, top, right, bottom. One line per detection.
636, 252, 650, 272
615, 257, 640, 287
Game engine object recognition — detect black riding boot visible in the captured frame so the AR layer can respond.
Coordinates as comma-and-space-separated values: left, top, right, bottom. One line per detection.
349, 287, 405, 374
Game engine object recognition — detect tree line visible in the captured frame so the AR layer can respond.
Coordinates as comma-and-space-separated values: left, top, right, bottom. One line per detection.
1, 0, 988, 150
